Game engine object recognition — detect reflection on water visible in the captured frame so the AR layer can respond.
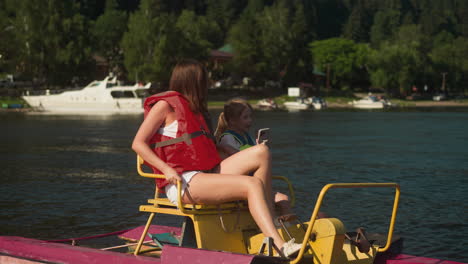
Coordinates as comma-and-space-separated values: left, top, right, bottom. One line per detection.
1, 110, 467, 262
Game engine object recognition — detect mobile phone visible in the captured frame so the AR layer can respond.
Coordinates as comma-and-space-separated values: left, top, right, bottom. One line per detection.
257, 128, 270, 144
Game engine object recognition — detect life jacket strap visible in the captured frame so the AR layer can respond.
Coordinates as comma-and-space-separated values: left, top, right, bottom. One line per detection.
153, 130, 215, 148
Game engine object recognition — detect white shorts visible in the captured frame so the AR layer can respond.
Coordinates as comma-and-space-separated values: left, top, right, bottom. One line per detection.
165, 171, 200, 206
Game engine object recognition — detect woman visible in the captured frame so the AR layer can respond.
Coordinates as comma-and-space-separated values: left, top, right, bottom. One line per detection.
132, 59, 301, 257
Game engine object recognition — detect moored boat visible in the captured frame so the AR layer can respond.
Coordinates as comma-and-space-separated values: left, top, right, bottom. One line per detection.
305, 96, 327, 110
352, 95, 392, 109
283, 98, 310, 111
22, 76, 151, 114
283, 97, 327, 111
256, 98, 278, 110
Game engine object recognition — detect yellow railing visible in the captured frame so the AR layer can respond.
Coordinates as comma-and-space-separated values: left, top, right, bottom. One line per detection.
290, 182, 400, 264
137, 155, 192, 214
272, 175, 296, 207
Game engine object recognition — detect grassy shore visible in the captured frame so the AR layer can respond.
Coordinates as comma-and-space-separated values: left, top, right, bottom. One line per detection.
0, 97, 24, 105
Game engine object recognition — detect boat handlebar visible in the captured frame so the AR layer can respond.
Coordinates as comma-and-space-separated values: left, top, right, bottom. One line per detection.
291, 182, 400, 264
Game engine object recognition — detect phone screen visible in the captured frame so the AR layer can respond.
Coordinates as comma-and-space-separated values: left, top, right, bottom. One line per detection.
257, 128, 270, 144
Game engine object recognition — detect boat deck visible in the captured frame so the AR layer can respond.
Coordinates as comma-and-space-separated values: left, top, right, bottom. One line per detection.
0, 225, 465, 264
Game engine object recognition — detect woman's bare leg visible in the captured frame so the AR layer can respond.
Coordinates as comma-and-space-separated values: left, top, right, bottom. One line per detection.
274, 192, 292, 216
217, 144, 274, 211
219, 144, 293, 217
182, 173, 286, 249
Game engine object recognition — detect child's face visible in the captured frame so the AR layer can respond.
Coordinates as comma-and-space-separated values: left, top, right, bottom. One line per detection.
232, 107, 253, 133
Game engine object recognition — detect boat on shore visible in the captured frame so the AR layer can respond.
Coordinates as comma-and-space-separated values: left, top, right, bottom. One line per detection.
283, 98, 310, 111
22, 76, 151, 114
305, 96, 327, 110
351, 95, 392, 109
256, 98, 278, 110
283, 97, 327, 111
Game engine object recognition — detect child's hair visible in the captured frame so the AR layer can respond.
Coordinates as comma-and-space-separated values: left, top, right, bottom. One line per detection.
169, 59, 208, 113
215, 98, 253, 141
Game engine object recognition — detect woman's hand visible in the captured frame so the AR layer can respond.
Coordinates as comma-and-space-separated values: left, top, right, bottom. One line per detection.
162, 167, 182, 184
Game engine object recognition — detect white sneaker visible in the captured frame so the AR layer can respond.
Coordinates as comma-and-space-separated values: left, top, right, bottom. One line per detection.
280, 238, 302, 258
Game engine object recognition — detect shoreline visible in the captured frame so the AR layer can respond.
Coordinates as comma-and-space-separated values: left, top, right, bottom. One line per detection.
2, 101, 468, 113
325, 101, 468, 108
210, 100, 468, 110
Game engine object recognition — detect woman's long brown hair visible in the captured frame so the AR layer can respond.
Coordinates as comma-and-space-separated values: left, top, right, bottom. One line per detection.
169, 59, 208, 114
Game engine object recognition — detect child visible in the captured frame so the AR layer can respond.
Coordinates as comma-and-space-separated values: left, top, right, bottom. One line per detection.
215, 98, 255, 158
215, 98, 293, 217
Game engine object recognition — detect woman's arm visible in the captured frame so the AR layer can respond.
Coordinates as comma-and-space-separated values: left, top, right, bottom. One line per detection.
132, 100, 182, 183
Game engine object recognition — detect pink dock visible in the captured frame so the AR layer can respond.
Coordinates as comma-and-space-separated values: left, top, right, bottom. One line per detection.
0, 225, 465, 264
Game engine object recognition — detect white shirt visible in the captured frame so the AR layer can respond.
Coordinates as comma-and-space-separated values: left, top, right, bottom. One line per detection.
157, 120, 178, 138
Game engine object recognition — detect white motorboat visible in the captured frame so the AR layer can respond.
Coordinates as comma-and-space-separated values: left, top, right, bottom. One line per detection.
22, 77, 151, 114
256, 98, 278, 110
305, 96, 327, 110
351, 95, 391, 109
283, 98, 310, 111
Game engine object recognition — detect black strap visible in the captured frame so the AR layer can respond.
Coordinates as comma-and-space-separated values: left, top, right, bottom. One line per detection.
152, 130, 215, 148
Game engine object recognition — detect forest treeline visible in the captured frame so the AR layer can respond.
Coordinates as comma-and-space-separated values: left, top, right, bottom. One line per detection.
1, 0, 468, 96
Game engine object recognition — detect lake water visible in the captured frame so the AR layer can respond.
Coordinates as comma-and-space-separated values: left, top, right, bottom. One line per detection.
1, 109, 467, 262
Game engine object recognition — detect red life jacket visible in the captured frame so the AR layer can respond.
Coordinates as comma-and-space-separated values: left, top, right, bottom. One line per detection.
144, 91, 221, 190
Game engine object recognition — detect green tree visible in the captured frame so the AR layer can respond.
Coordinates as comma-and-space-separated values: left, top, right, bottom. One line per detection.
175, 10, 221, 57
0, 1, 18, 75
454, 0, 468, 38
370, 9, 402, 47
227, 2, 264, 78
367, 25, 428, 96
315, 0, 347, 39
256, 1, 307, 82
430, 35, 468, 94
122, 3, 176, 82
309, 38, 370, 90
122, 0, 217, 83
205, 0, 245, 44
343, 3, 372, 43
11, 0, 92, 86
228, 0, 309, 88
418, 0, 457, 37
92, 0, 128, 78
